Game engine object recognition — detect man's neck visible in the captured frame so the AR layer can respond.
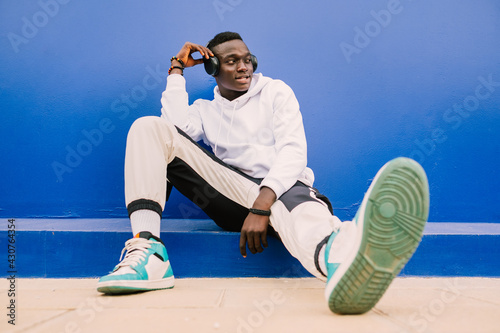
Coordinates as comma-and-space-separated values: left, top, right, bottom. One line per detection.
219, 88, 248, 101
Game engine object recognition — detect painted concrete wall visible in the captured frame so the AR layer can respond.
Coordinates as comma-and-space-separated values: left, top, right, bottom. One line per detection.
1, 0, 499, 222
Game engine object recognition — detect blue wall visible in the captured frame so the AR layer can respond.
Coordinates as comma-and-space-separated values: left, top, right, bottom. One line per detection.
1, 0, 499, 222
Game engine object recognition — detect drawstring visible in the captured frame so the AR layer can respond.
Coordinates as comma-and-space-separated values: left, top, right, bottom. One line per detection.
227, 100, 239, 142
214, 99, 239, 156
214, 99, 224, 156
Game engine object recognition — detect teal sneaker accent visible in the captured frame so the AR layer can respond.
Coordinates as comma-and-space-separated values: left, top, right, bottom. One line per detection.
325, 157, 429, 314
324, 231, 341, 280
97, 231, 174, 295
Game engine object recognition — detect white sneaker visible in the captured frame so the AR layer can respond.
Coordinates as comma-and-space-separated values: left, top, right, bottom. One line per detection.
324, 157, 429, 314
97, 231, 174, 294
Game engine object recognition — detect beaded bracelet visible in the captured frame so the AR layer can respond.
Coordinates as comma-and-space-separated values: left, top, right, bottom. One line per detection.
168, 65, 184, 75
170, 56, 185, 68
248, 208, 271, 216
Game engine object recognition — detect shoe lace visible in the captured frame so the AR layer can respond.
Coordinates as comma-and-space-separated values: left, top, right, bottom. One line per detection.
116, 237, 153, 269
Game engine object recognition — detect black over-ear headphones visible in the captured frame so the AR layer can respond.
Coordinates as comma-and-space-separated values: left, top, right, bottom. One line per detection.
203, 53, 258, 76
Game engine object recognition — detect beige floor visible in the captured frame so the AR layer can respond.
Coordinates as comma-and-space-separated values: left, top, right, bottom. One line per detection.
1, 277, 499, 333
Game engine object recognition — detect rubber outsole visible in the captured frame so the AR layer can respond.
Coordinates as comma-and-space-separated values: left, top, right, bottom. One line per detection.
327, 158, 429, 314
97, 276, 175, 295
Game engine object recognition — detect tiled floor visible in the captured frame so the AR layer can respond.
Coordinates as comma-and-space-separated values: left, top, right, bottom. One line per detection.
1, 277, 499, 333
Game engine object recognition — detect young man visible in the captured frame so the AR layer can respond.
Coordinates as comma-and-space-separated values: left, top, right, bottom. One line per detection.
97, 32, 429, 314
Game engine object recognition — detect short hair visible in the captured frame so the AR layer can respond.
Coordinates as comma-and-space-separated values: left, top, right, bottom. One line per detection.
206, 31, 243, 51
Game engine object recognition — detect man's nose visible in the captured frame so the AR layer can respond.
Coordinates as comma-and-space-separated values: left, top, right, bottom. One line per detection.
237, 60, 248, 71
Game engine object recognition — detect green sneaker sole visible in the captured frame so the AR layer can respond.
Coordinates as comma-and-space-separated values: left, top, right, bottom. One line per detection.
97, 276, 175, 295
327, 157, 429, 314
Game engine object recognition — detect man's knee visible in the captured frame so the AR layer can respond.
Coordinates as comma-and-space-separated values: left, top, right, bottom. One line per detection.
128, 116, 175, 138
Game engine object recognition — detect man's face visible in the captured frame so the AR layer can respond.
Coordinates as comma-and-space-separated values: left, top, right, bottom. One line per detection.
212, 39, 254, 101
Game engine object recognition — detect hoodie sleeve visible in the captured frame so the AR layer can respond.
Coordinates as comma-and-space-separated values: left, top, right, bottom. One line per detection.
260, 81, 309, 198
160, 74, 204, 141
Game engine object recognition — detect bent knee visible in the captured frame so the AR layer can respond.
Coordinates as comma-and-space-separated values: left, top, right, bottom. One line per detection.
129, 116, 175, 135
130, 116, 164, 129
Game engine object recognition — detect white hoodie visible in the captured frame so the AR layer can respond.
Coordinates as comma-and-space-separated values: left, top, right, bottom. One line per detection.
160, 73, 314, 198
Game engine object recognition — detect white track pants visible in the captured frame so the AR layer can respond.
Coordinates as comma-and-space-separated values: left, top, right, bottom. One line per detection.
124, 116, 341, 278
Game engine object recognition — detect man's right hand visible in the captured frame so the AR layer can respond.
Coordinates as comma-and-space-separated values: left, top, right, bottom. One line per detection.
173, 42, 214, 68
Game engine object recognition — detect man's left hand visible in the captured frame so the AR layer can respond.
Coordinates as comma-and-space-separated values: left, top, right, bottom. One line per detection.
239, 186, 276, 257
239, 213, 269, 257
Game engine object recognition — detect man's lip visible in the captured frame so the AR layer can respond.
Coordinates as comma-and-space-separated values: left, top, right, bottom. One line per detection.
236, 75, 250, 79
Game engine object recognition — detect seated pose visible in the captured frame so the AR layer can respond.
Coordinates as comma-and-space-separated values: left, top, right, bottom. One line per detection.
97, 31, 429, 314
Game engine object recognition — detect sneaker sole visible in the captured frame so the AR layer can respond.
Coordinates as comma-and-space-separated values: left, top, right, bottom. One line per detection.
97, 276, 175, 295
326, 157, 429, 314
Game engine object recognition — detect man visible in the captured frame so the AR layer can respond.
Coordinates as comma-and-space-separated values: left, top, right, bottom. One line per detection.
97, 32, 429, 314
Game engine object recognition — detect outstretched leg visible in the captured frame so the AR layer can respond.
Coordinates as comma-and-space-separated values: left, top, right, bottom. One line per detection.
324, 157, 429, 314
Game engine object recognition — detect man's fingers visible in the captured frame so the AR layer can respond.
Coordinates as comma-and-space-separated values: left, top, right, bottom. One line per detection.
204, 47, 214, 58
187, 43, 212, 58
246, 231, 256, 254
261, 231, 268, 249
239, 233, 247, 258
253, 233, 264, 253
243, 231, 261, 255
250, 231, 267, 254
195, 44, 213, 59
192, 58, 204, 66
239, 215, 269, 257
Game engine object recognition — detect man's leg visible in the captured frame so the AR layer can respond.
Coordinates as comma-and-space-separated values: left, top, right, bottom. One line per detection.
98, 116, 262, 294
270, 158, 429, 315
124, 116, 262, 229
322, 157, 429, 314
97, 117, 178, 294
269, 182, 341, 280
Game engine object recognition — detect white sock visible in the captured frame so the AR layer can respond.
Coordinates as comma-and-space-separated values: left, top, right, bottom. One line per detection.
130, 209, 161, 238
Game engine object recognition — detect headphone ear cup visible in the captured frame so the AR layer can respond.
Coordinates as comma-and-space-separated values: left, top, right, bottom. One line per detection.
204, 56, 219, 76
251, 54, 258, 72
